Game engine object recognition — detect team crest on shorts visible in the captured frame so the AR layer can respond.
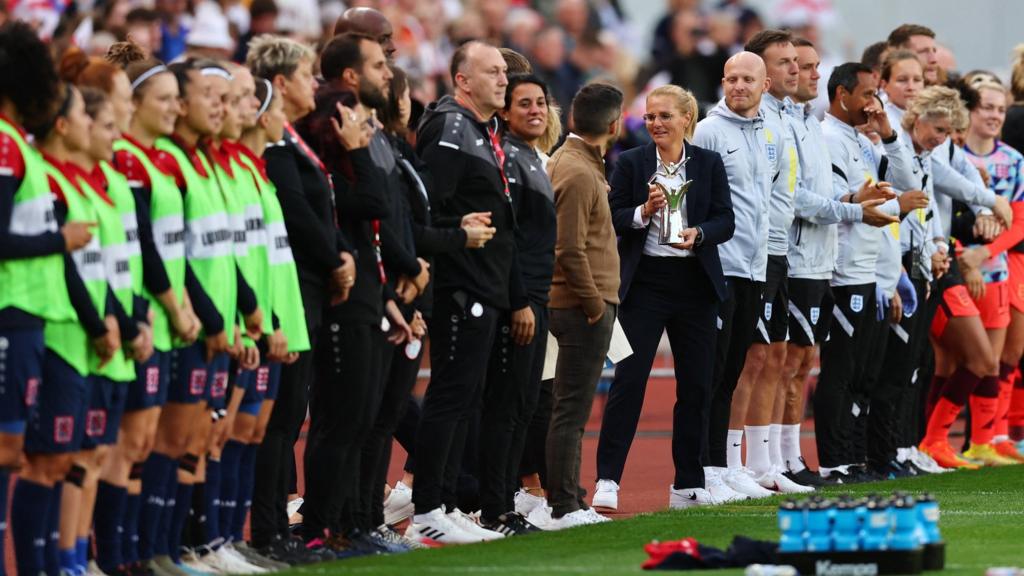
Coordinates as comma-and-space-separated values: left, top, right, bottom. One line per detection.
146, 367, 160, 395
24, 377, 39, 406
256, 367, 270, 393
850, 294, 864, 313
810, 307, 820, 325
211, 372, 228, 398
189, 369, 208, 396
86, 410, 107, 437
764, 302, 773, 321
54, 416, 74, 444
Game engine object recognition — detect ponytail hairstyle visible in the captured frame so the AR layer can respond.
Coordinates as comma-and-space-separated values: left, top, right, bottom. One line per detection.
106, 40, 148, 68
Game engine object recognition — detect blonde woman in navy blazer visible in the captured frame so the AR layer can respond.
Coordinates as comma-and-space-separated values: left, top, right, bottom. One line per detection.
593, 85, 734, 510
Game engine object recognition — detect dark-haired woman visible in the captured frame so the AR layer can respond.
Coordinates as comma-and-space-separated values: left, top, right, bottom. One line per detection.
19, 84, 124, 576
476, 73, 557, 535
2, 24, 108, 576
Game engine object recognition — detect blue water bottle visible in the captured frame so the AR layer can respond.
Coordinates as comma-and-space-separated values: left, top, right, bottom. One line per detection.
917, 493, 941, 544
832, 498, 860, 551
861, 497, 891, 550
778, 500, 806, 552
890, 494, 920, 550
806, 499, 833, 551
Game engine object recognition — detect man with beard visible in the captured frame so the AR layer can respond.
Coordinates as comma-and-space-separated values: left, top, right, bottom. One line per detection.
295, 32, 418, 554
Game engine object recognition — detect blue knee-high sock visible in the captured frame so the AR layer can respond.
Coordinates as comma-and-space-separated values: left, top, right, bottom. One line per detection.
154, 466, 179, 558
139, 453, 174, 560
0, 470, 9, 576
121, 492, 142, 564
204, 459, 222, 545
45, 482, 63, 576
167, 482, 193, 563
12, 478, 53, 576
94, 481, 127, 571
218, 442, 243, 540
232, 444, 258, 542
75, 536, 88, 568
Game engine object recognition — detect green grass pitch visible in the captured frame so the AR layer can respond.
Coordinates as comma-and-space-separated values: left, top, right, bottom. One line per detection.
283, 466, 1024, 575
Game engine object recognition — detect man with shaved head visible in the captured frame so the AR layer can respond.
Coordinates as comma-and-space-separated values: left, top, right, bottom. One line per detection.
405, 40, 513, 544
692, 51, 774, 504
334, 7, 396, 60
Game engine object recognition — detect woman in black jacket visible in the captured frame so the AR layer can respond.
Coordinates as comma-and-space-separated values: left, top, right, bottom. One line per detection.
595, 85, 734, 510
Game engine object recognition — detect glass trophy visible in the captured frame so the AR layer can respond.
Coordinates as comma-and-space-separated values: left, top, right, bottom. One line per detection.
648, 159, 692, 245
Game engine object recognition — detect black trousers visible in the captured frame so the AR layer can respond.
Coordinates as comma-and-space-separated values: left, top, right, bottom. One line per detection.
518, 377, 552, 484
301, 322, 384, 537
395, 396, 419, 473
250, 282, 323, 547
852, 306, 888, 466
359, 321, 424, 528
815, 283, 876, 468
412, 290, 500, 514
478, 301, 549, 521
869, 277, 931, 467
706, 276, 762, 467
598, 257, 718, 489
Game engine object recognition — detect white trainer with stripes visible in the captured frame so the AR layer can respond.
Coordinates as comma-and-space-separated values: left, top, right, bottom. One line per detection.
405, 507, 481, 544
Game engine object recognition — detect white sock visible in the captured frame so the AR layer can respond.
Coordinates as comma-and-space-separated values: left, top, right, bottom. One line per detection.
744, 425, 772, 474
727, 429, 744, 469
994, 434, 1009, 443
769, 424, 783, 467
781, 424, 803, 471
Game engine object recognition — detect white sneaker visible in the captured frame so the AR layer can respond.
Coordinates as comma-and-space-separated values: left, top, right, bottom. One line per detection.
756, 467, 814, 494
704, 467, 747, 503
548, 509, 600, 530
514, 489, 547, 516
218, 543, 267, 573
819, 464, 850, 481
591, 479, 619, 511
86, 560, 109, 576
582, 507, 611, 523
669, 486, 717, 509
446, 508, 505, 541
405, 507, 480, 544
383, 481, 415, 525
201, 546, 264, 574
723, 467, 774, 498
525, 504, 554, 530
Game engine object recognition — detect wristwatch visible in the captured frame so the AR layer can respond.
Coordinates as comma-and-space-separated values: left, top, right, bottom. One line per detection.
694, 226, 704, 247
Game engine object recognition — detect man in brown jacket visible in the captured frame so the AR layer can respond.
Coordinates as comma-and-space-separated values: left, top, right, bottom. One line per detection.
544, 82, 623, 529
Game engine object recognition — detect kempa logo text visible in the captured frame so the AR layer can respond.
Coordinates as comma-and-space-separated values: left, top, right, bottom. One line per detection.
814, 560, 879, 576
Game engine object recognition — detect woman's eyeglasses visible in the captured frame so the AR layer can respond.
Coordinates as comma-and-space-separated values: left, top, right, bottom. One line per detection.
643, 112, 676, 123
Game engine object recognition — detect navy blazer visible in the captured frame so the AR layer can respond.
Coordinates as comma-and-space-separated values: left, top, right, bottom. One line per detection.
609, 141, 734, 302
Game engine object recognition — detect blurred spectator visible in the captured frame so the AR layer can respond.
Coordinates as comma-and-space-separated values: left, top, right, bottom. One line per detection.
531, 25, 578, 117
233, 0, 277, 62
125, 8, 161, 57
862, 40, 890, 74
185, 0, 234, 59
555, 0, 592, 44
505, 7, 543, 55
661, 10, 722, 110
155, 0, 191, 61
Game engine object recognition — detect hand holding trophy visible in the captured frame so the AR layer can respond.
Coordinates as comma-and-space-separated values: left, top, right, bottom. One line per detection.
649, 158, 693, 245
